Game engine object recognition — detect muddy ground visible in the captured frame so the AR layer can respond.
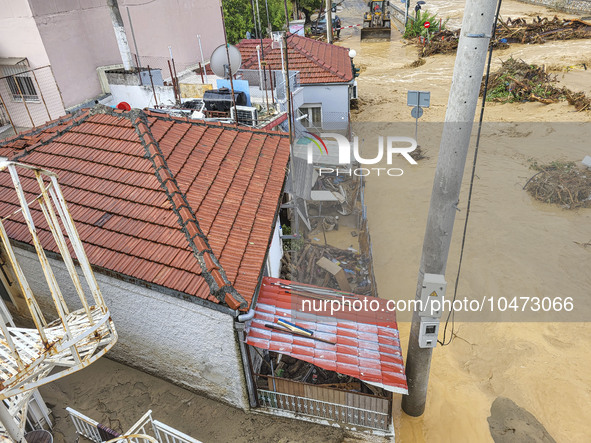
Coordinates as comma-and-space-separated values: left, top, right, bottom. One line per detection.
337, 0, 591, 442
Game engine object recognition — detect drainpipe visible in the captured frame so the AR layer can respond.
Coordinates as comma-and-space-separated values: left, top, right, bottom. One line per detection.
235, 320, 258, 407
107, 0, 134, 71
235, 281, 261, 408
237, 309, 255, 322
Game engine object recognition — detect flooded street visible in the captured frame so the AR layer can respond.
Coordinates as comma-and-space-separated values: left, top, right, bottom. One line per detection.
337, 0, 591, 441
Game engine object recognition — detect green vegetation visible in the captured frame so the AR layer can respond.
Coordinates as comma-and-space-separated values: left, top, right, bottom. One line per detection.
484, 58, 564, 103
298, 0, 323, 24
281, 224, 305, 252
222, 0, 292, 44
404, 10, 447, 39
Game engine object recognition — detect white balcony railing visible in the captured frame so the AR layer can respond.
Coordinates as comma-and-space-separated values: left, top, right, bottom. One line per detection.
67, 407, 201, 443
257, 389, 390, 431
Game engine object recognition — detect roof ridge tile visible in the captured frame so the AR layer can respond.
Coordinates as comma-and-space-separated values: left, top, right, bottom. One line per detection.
130, 110, 248, 310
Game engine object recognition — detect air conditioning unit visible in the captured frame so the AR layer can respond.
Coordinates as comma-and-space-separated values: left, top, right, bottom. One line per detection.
231, 105, 258, 127
351, 80, 358, 100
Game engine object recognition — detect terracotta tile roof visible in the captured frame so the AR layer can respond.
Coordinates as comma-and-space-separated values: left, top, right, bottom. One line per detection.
0, 107, 290, 311
236, 35, 354, 84
246, 277, 408, 394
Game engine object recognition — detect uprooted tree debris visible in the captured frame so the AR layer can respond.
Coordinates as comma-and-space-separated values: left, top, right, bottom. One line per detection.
412, 16, 591, 58
280, 242, 373, 296
482, 58, 591, 111
498, 16, 591, 44
254, 351, 389, 397
524, 161, 591, 209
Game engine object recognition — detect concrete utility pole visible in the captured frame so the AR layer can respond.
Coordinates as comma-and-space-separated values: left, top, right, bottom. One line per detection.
401, 0, 499, 417
107, 0, 134, 71
326, 0, 333, 43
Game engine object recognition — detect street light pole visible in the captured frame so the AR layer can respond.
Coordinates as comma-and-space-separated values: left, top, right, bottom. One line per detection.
401, 0, 500, 417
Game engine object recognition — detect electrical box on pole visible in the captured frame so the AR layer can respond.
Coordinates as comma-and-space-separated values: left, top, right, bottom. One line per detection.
419, 273, 446, 318
417, 273, 445, 349
418, 319, 440, 348
402, 0, 501, 417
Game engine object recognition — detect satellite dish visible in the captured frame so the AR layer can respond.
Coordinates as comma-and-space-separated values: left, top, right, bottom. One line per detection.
210, 44, 242, 79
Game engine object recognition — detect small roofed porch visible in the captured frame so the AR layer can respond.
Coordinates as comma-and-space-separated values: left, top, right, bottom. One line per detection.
245, 277, 407, 435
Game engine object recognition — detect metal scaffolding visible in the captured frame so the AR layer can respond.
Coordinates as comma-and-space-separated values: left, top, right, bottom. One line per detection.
0, 161, 118, 441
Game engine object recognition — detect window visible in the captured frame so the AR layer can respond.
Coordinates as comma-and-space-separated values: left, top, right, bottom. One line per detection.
6, 75, 38, 101
300, 104, 322, 129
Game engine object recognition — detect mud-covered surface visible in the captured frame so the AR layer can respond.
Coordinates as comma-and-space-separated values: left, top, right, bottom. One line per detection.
336, 0, 591, 442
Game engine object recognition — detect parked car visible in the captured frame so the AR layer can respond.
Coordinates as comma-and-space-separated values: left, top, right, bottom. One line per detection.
311, 15, 341, 35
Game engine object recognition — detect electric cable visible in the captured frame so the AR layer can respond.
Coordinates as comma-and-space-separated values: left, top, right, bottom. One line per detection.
439, 0, 504, 346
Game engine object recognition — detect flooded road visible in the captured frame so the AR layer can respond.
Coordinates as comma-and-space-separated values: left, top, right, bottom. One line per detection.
337, 0, 591, 441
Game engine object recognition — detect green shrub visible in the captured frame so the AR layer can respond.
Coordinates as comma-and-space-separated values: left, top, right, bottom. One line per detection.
404, 10, 447, 39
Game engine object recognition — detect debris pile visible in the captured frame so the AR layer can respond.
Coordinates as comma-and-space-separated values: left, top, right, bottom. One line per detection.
483, 58, 591, 111
410, 145, 428, 161
280, 242, 373, 296
420, 29, 460, 57
255, 352, 387, 397
483, 58, 560, 103
413, 16, 591, 57
524, 161, 591, 209
497, 16, 591, 44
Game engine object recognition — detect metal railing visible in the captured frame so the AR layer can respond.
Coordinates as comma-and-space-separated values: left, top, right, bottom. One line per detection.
67, 407, 201, 443
66, 407, 103, 442
257, 389, 390, 431
0, 64, 66, 136
152, 420, 201, 443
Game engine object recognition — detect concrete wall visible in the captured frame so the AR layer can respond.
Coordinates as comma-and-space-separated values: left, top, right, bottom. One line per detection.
28, 0, 123, 108
0, 0, 49, 66
11, 246, 249, 410
19, 0, 225, 109
109, 83, 176, 108
118, 0, 225, 72
517, 0, 591, 13
302, 83, 351, 131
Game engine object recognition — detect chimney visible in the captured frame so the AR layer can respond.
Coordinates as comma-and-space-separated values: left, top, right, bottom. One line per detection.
107, 0, 134, 71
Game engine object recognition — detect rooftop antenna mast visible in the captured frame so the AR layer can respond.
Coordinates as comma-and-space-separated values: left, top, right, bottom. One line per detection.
219, 1, 240, 125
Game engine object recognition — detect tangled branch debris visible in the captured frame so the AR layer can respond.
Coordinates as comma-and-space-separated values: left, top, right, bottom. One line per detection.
482, 58, 591, 111
498, 16, 591, 44
280, 242, 373, 296
413, 16, 591, 58
524, 162, 591, 209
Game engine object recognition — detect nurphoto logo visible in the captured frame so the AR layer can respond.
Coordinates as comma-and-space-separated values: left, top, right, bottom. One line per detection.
304, 132, 418, 176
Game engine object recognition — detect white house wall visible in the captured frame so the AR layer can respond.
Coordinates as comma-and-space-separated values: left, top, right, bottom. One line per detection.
302, 83, 350, 131
109, 83, 176, 109
266, 221, 283, 278
11, 246, 249, 410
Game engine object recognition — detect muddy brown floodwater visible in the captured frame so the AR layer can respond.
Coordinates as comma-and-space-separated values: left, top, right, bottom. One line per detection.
337, 0, 591, 442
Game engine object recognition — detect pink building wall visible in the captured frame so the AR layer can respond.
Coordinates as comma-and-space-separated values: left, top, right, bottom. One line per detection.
0, 0, 63, 128
1, 0, 225, 113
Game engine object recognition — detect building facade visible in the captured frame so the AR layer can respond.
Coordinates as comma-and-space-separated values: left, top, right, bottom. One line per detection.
0, 0, 225, 129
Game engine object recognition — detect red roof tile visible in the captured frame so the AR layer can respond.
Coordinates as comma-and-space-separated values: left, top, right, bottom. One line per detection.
236, 35, 353, 85
246, 277, 408, 394
0, 107, 290, 311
